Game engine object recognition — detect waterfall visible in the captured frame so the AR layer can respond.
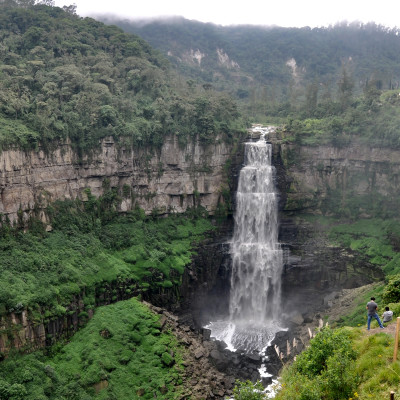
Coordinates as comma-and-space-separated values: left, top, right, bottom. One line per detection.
230, 132, 283, 323
207, 127, 284, 353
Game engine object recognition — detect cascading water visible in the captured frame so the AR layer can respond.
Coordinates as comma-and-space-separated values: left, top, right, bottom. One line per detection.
207, 126, 284, 353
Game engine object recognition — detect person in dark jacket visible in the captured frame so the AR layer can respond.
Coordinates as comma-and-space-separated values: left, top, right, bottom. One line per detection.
366, 297, 384, 330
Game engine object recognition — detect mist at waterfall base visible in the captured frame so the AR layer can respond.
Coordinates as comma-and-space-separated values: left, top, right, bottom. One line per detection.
206, 127, 286, 355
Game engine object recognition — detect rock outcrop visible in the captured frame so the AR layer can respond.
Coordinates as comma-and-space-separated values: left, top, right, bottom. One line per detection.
273, 138, 400, 215
2, 128, 398, 388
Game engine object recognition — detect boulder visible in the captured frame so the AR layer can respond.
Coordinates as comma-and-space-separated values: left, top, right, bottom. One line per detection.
194, 348, 204, 359
289, 314, 304, 325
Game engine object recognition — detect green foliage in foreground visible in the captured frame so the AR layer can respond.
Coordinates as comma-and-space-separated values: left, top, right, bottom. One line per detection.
233, 380, 264, 400
276, 217, 400, 398
276, 325, 400, 400
275, 326, 358, 400
0, 298, 183, 399
0, 198, 214, 318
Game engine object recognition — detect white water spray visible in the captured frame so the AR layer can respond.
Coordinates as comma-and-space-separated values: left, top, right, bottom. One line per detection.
207, 126, 284, 353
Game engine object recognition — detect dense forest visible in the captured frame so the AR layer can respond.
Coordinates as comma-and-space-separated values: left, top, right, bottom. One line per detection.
0, 2, 246, 153
103, 17, 400, 148
0, 2, 242, 399
106, 17, 400, 99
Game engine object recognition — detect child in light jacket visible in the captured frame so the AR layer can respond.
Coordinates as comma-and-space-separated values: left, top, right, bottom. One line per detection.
382, 306, 393, 324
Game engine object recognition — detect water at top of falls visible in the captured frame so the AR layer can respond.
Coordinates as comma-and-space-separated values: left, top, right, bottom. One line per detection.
206, 127, 285, 354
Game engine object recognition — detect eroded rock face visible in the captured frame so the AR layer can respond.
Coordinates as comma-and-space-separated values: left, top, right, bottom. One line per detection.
275, 140, 400, 214
270, 138, 391, 315
0, 135, 235, 223
1, 131, 394, 371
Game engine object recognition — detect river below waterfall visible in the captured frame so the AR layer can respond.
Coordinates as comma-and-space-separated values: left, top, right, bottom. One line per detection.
206, 126, 285, 356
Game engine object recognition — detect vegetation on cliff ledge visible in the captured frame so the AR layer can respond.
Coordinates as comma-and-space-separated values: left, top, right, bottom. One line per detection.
279, 86, 400, 149
271, 215, 400, 399
0, 192, 214, 322
275, 324, 400, 400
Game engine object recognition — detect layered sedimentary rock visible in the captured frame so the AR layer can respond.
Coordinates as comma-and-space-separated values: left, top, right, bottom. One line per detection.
2, 130, 399, 353
0, 135, 234, 223
274, 139, 400, 214
0, 135, 240, 354
269, 137, 397, 314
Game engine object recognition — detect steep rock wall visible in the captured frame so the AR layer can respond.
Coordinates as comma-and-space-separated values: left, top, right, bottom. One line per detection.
0, 135, 234, 223
277, 141, 400, 214
270, 137, 394, 314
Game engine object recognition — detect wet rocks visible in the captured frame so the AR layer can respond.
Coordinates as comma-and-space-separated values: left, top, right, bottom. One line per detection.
145, 301, 265, 399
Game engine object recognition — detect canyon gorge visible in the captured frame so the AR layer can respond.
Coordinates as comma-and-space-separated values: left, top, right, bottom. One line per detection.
1, 127, 394, 353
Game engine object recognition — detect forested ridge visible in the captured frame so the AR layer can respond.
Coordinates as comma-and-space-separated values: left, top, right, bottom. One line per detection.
0, 1, 246, 153
107, 17, 400, 98
0, 3, 243, 399
104, 17, 400, 148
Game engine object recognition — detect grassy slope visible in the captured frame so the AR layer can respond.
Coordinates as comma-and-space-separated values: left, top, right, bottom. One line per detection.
330, 274, 400, 397
0, 205, 214, 398
275, 325, 400, 400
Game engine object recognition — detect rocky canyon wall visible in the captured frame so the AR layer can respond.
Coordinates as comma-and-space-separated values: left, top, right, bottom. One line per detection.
0, 135, 236, 224
3, 129, 398, 351
277, 141, 400, 215
171, 133, 398, 324
269, 135, 398, 315
0, 135, 243, 354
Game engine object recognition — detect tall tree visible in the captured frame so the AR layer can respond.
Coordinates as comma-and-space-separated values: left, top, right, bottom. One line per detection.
338, 66, 354, 111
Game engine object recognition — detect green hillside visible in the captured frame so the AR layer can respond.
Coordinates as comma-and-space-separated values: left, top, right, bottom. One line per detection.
274, 324, 400, 400
0, 2, 246, 152
0, 192, 214, 329
106, 17, 400, 102
102, 17, 400, 144
2, 2, 400, 399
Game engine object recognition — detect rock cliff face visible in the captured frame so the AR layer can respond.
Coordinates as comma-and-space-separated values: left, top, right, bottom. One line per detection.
276, 140, 400, 215
174, 134, 395, 326
0, 135, 242, 355
0, 135, 234, 224
269, 137, 394, 315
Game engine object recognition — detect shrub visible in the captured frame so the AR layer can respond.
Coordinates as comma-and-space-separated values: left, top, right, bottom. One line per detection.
320, 348, 359, 399
295, 327, 356, 377
232, 380, 265, 400
275, 327, 357, 400
161, 352, 174, 366
129, 332, 142, 344
382, 274, 400, 304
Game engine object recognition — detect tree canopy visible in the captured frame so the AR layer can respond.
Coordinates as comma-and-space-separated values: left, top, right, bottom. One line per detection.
0, 2, 246, 152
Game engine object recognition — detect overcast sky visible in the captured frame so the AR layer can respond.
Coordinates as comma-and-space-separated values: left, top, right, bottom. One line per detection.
53, 0, 399, 28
